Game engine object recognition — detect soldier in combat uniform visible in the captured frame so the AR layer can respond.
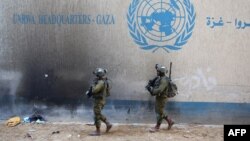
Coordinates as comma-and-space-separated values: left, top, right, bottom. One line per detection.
146, 65, 174, 132
86, 68, 112, 136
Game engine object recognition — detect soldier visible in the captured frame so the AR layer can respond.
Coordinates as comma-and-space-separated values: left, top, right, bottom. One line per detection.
146, 65, 174, 132
86, 68, 112, 136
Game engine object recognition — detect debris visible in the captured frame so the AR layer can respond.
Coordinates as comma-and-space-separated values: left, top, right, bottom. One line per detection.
36, 119, 45, 124
29, 114, 46, 122
52, 131, 60, 134
77, 134, 80, 138
23, 114, 46, 124
23, 117, 30, 123
6, 116, 21, 127
24, 133, 32, 138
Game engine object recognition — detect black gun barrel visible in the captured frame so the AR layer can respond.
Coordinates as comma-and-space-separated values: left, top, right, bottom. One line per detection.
169, 62, 172, 80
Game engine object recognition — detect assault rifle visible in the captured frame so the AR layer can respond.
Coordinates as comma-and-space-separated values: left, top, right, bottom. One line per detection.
85, 78, 98, 98
145, 64, 160, 92
169, 62, 172, 80
85, 86, 93, 98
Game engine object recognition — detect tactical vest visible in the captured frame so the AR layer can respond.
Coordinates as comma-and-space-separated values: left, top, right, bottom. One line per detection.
155, 76, 169, 97
154, 76, 178, 98
93, 79, 110, 99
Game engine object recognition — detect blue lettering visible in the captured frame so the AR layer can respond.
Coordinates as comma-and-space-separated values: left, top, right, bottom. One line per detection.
96, 14, 115, 25
39, 15, 48, 24
13, 14, 36, 24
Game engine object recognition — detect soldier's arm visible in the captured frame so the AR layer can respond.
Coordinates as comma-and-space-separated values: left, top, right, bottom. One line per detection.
151, 78, 168, 95
92, 80, 104, 94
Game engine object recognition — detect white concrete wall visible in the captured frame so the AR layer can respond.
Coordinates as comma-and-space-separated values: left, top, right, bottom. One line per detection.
0, 0, 250, 104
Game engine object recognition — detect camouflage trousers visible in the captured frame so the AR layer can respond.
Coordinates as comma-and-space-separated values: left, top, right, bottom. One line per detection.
93, 99, 107, 128
155, 96, 168, 124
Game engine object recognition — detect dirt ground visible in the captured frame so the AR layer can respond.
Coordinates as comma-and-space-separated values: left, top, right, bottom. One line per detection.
0, 122, 223, 141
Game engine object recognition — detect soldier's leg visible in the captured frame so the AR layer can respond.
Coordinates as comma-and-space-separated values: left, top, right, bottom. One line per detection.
164, 115, 174, 130
89, 101, 102, 136
150, 97, 165, 132
161, 99, 174, 130
99, 103, 112, 133
101, 118, 112, 133
155, 97, 167, 125
94, 102, 103, 128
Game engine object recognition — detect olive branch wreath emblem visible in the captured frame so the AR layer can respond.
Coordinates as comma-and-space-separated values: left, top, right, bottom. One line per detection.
127, 0, 196, 52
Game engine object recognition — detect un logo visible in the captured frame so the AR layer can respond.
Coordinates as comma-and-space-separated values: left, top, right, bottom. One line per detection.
127, 0, 196, 52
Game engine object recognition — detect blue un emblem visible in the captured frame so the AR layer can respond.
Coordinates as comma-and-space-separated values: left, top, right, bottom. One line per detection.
127, 0, 196, 52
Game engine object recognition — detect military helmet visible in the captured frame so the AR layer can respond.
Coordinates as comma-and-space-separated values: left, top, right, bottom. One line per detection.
93, 68, 107, 77
157, 66, 168, 74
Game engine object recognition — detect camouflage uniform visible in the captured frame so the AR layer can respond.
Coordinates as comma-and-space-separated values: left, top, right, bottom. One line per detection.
148, 65, 174, 132
88, 68, 112, 136
92, 79, 110, 128
151, 76, 169, 125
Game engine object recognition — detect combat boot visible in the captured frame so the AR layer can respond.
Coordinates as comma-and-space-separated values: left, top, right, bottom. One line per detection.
149, 123, 161, 133
104, 121, 112, 133
89, 127, 101, 136
165, 116, 174, 130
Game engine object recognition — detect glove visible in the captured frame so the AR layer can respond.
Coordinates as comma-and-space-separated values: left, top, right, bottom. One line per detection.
85, 86, 93, 98
86, 90, 92, 98
146, 85, 153, 94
